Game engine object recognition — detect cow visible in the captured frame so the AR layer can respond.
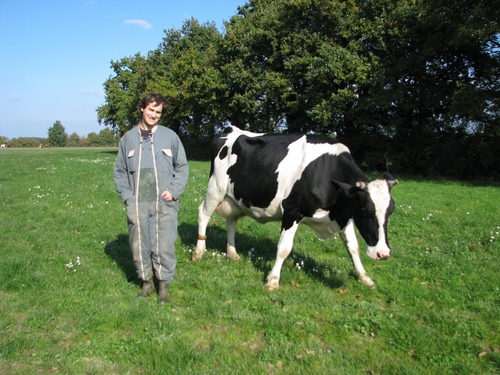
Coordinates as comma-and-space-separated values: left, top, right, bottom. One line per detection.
192, 126, 397, 290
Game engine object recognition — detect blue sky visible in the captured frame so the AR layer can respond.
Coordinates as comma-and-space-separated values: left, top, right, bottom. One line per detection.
0, 0, 244, 139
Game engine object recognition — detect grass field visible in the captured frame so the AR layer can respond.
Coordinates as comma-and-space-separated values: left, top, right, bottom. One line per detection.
0, 147, 499, 374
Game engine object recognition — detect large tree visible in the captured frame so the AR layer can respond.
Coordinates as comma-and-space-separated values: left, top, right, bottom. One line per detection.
218, 0, 499, 176
47, 121, 68, 147
147, 19, 226, 137
97, 19, 224, 137
219, 0, 375, 134
97, 0, 499, 178
344, 0, 500, 174
67, 132, 82, 147
96, 53, 148, 135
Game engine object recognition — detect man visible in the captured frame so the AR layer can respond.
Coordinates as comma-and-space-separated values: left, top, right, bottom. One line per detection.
114, 93, 189, 304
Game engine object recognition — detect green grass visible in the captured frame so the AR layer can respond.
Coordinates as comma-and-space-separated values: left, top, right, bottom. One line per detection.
1, 147, 499, 374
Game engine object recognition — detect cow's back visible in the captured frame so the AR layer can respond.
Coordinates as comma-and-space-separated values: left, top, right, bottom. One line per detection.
210, 127, 352, 221
227, 133, 304, 210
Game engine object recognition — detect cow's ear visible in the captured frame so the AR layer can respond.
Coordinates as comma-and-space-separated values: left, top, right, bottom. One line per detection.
387, 179, 398, 190
381, 172, 398, 190
331, 180, 355, 196
355, 181, 368, 190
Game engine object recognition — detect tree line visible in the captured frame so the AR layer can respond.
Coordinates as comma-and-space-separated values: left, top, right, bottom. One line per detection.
99, 0, 498, 180
0, 121, 118, 148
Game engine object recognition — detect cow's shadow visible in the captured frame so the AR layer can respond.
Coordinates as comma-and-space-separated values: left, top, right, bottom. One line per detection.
105, 224, 344, 289
178, 222, 344, 289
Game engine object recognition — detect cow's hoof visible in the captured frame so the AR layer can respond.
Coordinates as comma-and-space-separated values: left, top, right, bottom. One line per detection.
191, 249, 205, 261
265, 284, 278, 292
226, 253, 240, 261
265, 278, 279, 291
360, 277, 375, 287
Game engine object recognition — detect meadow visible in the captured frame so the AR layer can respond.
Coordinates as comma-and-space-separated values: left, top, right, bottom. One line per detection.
0, 147, 498, 374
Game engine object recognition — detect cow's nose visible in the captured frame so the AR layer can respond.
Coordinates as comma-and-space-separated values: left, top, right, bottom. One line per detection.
376, 252, 390, 260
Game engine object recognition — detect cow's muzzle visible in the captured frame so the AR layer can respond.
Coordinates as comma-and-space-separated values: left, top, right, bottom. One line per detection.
367, 246, 391, 260
376, 252, 390, 260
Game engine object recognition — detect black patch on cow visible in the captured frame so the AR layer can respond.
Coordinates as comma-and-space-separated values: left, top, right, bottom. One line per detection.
219, 145, 228, 160
281, 154, 336, 229
382, 197, 395, 248
305, 134, 338, 145
351, 191, 379, 246
282, 152, 367, 231
227, 133, 303, 208
209, 136, 230, 177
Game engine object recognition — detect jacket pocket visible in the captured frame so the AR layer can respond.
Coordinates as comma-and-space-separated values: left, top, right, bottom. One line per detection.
158, 198, 179, 217
127, 149, 137, 173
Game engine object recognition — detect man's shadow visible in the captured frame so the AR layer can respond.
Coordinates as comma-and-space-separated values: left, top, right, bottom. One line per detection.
104, 234, 140, 286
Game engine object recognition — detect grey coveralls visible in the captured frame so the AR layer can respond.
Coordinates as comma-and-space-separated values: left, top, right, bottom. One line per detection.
114, 125, 189, 284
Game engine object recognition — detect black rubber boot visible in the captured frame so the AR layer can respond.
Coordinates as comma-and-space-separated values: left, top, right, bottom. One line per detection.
137, 278, 155, 298
158, 282, 170, 304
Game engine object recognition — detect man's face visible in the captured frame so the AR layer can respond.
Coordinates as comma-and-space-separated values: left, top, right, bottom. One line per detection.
141, 101, 163, 127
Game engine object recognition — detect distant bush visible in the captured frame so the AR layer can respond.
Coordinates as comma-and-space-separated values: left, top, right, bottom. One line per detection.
5, 137, 45, 148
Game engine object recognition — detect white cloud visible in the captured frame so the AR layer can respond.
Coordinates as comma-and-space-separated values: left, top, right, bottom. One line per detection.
9, 93, 21, 101
123, 19, 152, 30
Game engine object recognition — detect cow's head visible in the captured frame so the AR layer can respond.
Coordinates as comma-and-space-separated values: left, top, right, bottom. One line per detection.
332, 173, 397, 260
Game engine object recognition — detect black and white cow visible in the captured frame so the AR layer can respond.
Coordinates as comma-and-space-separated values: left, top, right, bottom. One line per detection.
192, 126, 397, 290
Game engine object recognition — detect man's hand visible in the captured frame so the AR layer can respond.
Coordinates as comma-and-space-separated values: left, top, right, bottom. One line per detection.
161, 190, 173, 202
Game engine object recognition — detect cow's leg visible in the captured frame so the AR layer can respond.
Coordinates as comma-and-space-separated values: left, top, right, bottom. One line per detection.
216, 197, 243, 260
265, 222, 299, 291
193, 172, 235, 261
192, 189, 226, 261
192, 200, 212, 260
340, 221, 374, 286
225, 216, 240, 260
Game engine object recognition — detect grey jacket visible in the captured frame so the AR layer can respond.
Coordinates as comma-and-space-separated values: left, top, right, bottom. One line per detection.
114, 125, 189, 205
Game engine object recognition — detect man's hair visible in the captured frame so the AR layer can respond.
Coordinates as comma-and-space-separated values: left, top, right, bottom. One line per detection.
138, 93, 168, 113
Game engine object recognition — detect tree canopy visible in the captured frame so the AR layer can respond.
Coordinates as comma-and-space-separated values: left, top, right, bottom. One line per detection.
97, 0, 499, 179
47, 121, 68, 147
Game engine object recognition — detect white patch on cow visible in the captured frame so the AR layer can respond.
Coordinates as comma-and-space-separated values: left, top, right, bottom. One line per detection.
226, 125, 264, 139
275, 137, 306, 194
266, 222, 300, 291
301, 209, 341, 239
340, 221, 374, 286
365, 179, 392, 260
